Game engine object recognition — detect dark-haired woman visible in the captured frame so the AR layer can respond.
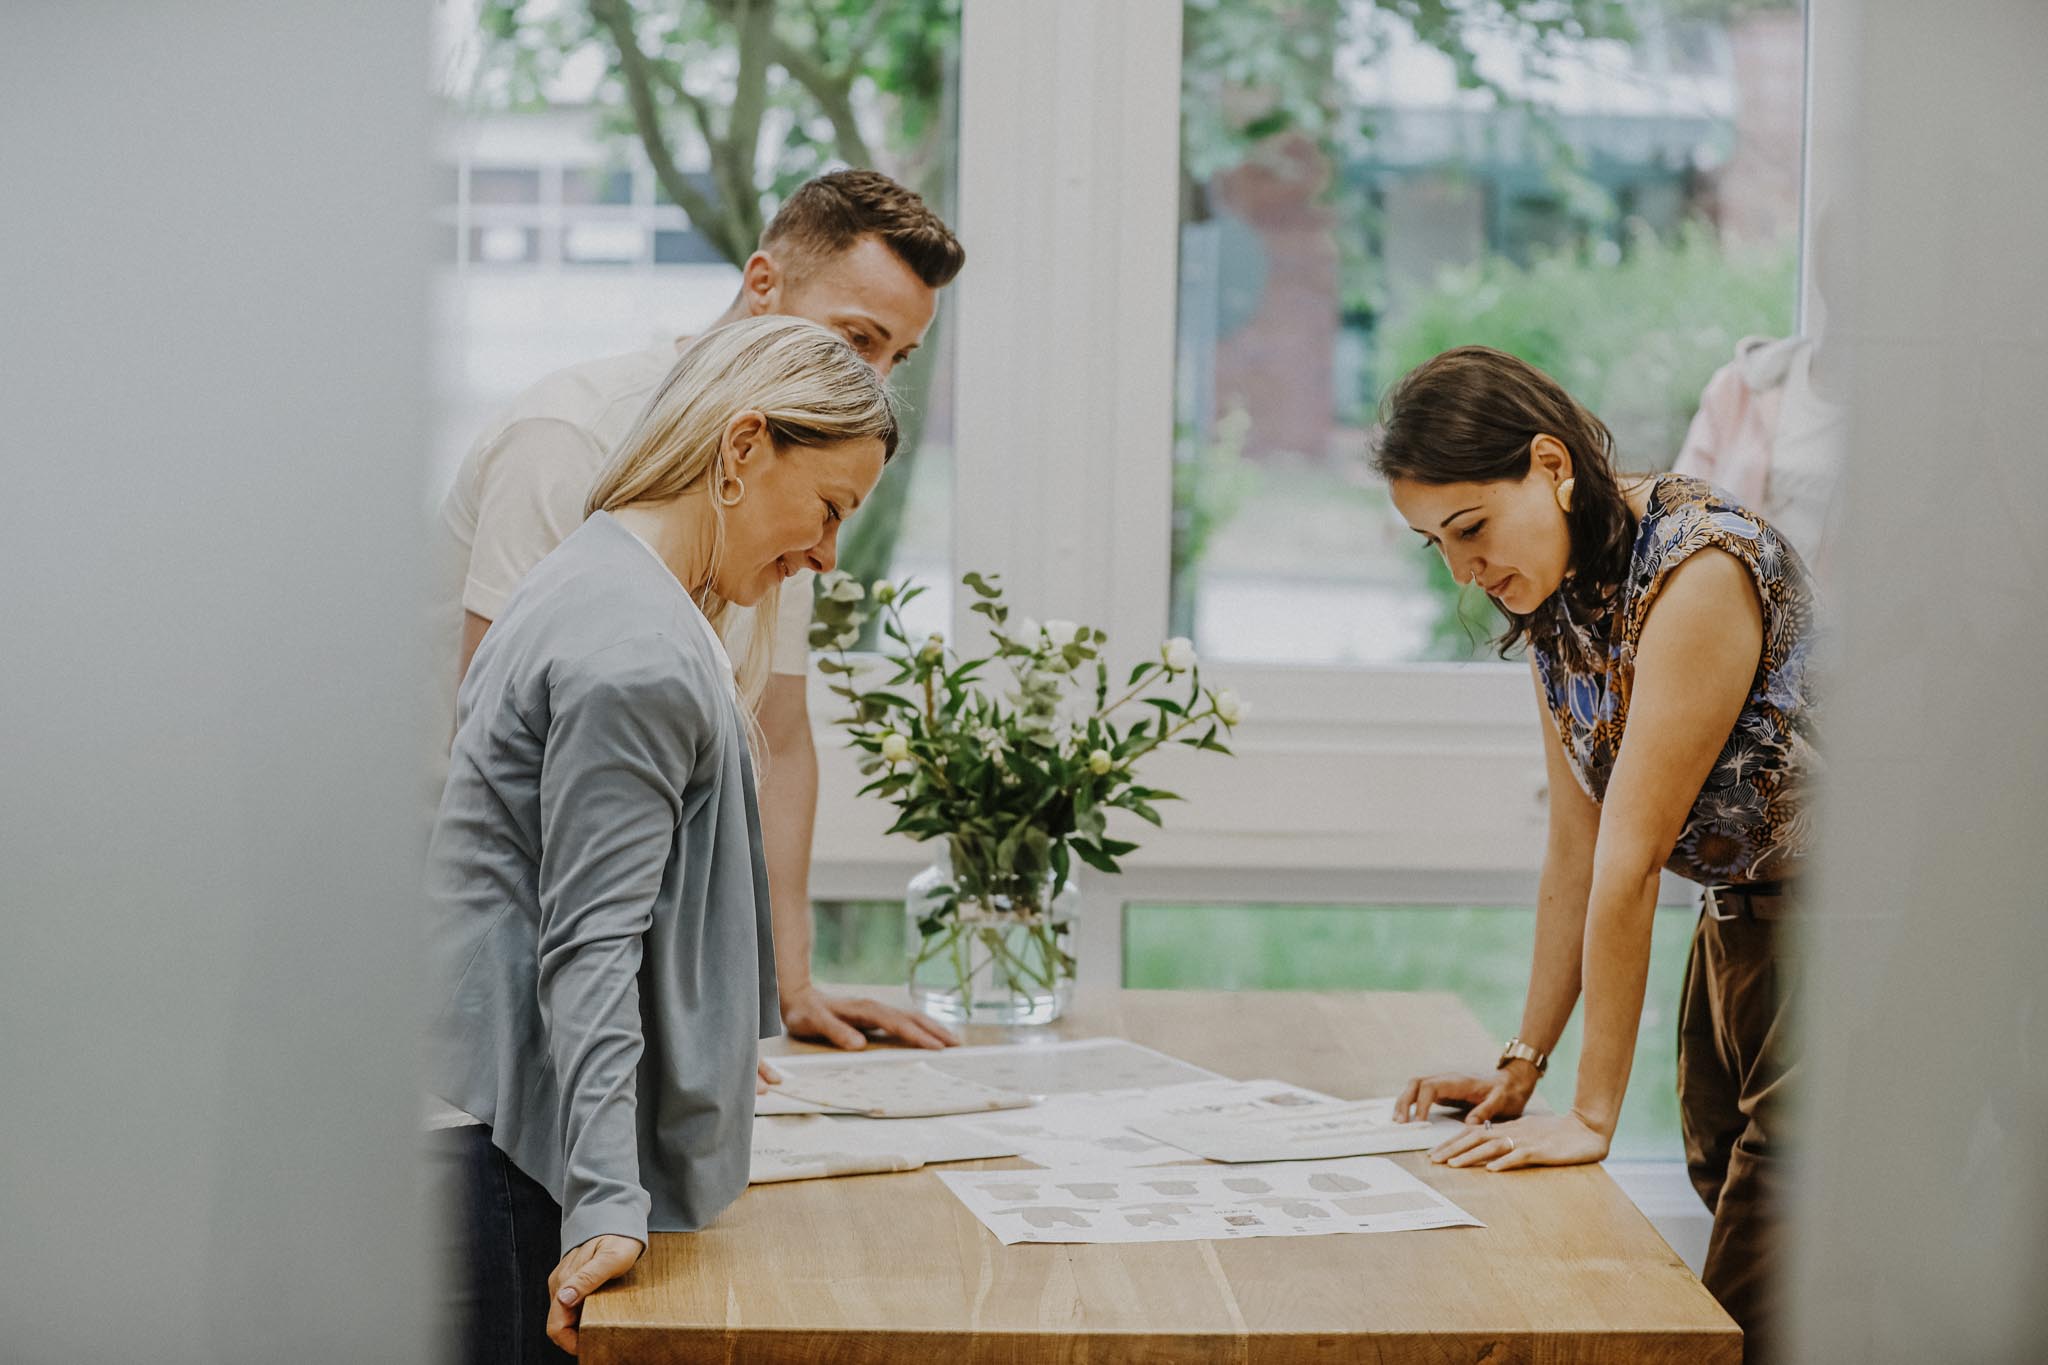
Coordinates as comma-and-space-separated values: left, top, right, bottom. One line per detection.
1382, 346, 1820, 1363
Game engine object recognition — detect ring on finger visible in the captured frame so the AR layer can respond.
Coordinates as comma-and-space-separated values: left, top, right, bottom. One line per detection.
1505, 1136, 1516, 1152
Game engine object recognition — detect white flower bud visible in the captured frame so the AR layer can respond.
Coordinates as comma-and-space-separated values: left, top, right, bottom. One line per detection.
879, 732, 910, 764
1088, 749, 1113, 776
1214, 689, 1244, 725
1162, 637, 1197, 673
1045, 619, 1080, 648
872, 579, 897, 604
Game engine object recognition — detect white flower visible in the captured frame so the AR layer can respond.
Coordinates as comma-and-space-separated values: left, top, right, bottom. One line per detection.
1045, 619, 1081, 648
1088, 749, 1113, 776
879, 732, 910, 764
1214, 689, 1245, 726
1162, 637, 1197, 673
1013, 616, 1042, 646
828, 576, 866, 603
919, 632, 945, 661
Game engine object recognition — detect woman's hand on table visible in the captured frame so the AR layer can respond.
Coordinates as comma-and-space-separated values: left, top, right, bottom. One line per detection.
757, 1059, 781, 1094
1391, 1065, 1536, 1126
546, 1233, 643, 1356
1426, 1110, 1611, 1171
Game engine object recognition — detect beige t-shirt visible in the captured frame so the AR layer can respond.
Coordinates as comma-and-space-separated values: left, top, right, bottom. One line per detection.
435, 338, 813, 669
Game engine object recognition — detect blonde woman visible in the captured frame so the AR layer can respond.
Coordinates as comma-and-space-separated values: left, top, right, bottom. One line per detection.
424, 316, 897, 1361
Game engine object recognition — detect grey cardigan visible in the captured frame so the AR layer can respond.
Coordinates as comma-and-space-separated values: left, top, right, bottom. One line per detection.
425, 511, 779, 1252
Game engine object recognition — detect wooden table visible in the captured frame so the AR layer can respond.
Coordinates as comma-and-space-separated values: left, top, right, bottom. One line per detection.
583, 990, 1738, 1363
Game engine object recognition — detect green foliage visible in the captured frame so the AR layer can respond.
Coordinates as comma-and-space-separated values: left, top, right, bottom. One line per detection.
1375, 224, 1798, 659
470, 0, 960, 267
1180, 0, 1637, 182
810, 570, 1243, 922
1170, 405, 1259, 636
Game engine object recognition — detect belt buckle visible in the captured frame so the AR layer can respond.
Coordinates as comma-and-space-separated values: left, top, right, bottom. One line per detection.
1703, 886, 1738, 922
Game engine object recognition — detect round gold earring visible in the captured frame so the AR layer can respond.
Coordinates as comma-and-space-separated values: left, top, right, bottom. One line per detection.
718, 474, 745, 507
1555, 477, 1576, 514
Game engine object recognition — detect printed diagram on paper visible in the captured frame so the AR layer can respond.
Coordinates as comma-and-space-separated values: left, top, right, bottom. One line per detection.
750, 1114, 1020, 1184
755, 1037, 1218, 1118
936, 1156, 1484, 1245
959, 1077, 1338, 1170
924, 1038, 1223, 1095
1126, 1088, 1469, 1163
755, 1058, 1034, 1118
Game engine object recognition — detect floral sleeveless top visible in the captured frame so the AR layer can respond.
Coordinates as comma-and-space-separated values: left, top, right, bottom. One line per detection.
1531, 475, 1823, 886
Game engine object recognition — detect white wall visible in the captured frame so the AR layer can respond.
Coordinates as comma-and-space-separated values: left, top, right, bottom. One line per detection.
0, 4, 435, 1361
1792, 1, 2048, 1359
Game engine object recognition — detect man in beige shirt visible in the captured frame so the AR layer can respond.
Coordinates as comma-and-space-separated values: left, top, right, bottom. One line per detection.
438, 169, 964, 1053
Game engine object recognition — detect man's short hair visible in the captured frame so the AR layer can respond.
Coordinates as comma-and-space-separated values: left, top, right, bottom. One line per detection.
760, 169, 965, 289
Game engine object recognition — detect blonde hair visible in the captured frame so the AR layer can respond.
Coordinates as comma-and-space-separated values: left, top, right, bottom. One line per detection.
585, 315, 898, 728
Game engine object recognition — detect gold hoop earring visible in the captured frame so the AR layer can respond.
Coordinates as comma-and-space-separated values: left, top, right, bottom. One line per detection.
1555, 477, 1576, 514
718, 474, 745, 507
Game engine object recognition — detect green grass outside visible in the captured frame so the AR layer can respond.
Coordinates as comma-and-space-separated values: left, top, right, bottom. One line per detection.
809, 898, 1692, 1160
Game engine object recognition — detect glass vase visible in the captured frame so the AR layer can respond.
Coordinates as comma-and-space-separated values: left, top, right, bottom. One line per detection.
906, 844, 1077, 1026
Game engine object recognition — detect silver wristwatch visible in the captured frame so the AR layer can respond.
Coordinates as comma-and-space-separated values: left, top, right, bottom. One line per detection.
1497, 1037, 1549, 1075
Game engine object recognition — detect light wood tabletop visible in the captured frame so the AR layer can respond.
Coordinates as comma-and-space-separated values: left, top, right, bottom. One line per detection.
582, 989, 1738, 1364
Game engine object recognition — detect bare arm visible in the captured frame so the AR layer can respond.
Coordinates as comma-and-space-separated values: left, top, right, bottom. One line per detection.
756, 672, 957, 1050
1493, 663, 1603, 1105
1428, 549, 1762, 1169
458, 609, 491, 687
1397, 664, 1599, 1125
1570, 549, 1761, 1136
756, 673, 821, 999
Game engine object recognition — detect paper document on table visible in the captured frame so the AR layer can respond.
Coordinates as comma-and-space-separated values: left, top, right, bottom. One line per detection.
955, 1077, 1329, 1169
937, 1155, 1483, 1245
1127, 1088, 1468, 1162
750, 1113, 1022, 1184
755, 1037, 1221, 1117
923, 1037, 1224, 1096
759, 1056, 1035, 1118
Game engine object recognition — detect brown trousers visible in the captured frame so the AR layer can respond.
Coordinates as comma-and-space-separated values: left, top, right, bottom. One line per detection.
1678, 900, 1800, 1365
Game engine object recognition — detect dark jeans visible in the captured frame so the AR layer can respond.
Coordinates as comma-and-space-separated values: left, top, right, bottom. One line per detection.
1678, 902, 1800, 1365
432, 1124, 574, 1365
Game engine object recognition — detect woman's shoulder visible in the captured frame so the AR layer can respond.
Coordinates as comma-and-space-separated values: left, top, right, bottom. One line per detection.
1636, 474, 1780, 570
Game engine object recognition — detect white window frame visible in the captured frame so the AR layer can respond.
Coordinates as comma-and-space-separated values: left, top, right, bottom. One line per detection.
811, 0, 1794, 975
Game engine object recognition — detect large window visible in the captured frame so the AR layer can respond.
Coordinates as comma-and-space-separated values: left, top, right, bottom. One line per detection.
1174, 0, 1805, 663
811, 897, 1693, 1159
431, 1, 961, 640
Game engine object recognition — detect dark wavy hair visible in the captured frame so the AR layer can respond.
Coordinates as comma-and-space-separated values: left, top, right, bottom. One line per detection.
1370, 346, 1637, 663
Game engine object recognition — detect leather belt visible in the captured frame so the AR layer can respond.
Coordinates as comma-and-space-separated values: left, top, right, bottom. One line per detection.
1701, 879, 1794, 921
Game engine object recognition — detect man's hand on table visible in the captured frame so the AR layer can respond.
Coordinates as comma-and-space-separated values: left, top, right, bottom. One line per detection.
780, 982, 959, 1051
547, 1233, 643, 1356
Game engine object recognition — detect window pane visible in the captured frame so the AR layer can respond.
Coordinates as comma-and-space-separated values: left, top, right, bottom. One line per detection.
466, 224, 538, 265
809, 900, 905, 987
467, 165, 540, 205
1174, 2, 1806, 663
562, 221, 643, 265
563, 166, 634, 206
1124, 902, 1693, 1159
435, 9, 962, 638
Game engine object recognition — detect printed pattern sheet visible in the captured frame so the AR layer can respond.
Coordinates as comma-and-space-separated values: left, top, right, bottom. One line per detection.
923, 1038, 1224, 1096
1126, 1088, 1469, 1162
756, 1057, 1034, 1118
750, 1113, 1021, 1184
936, 1156, 1484, 1245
